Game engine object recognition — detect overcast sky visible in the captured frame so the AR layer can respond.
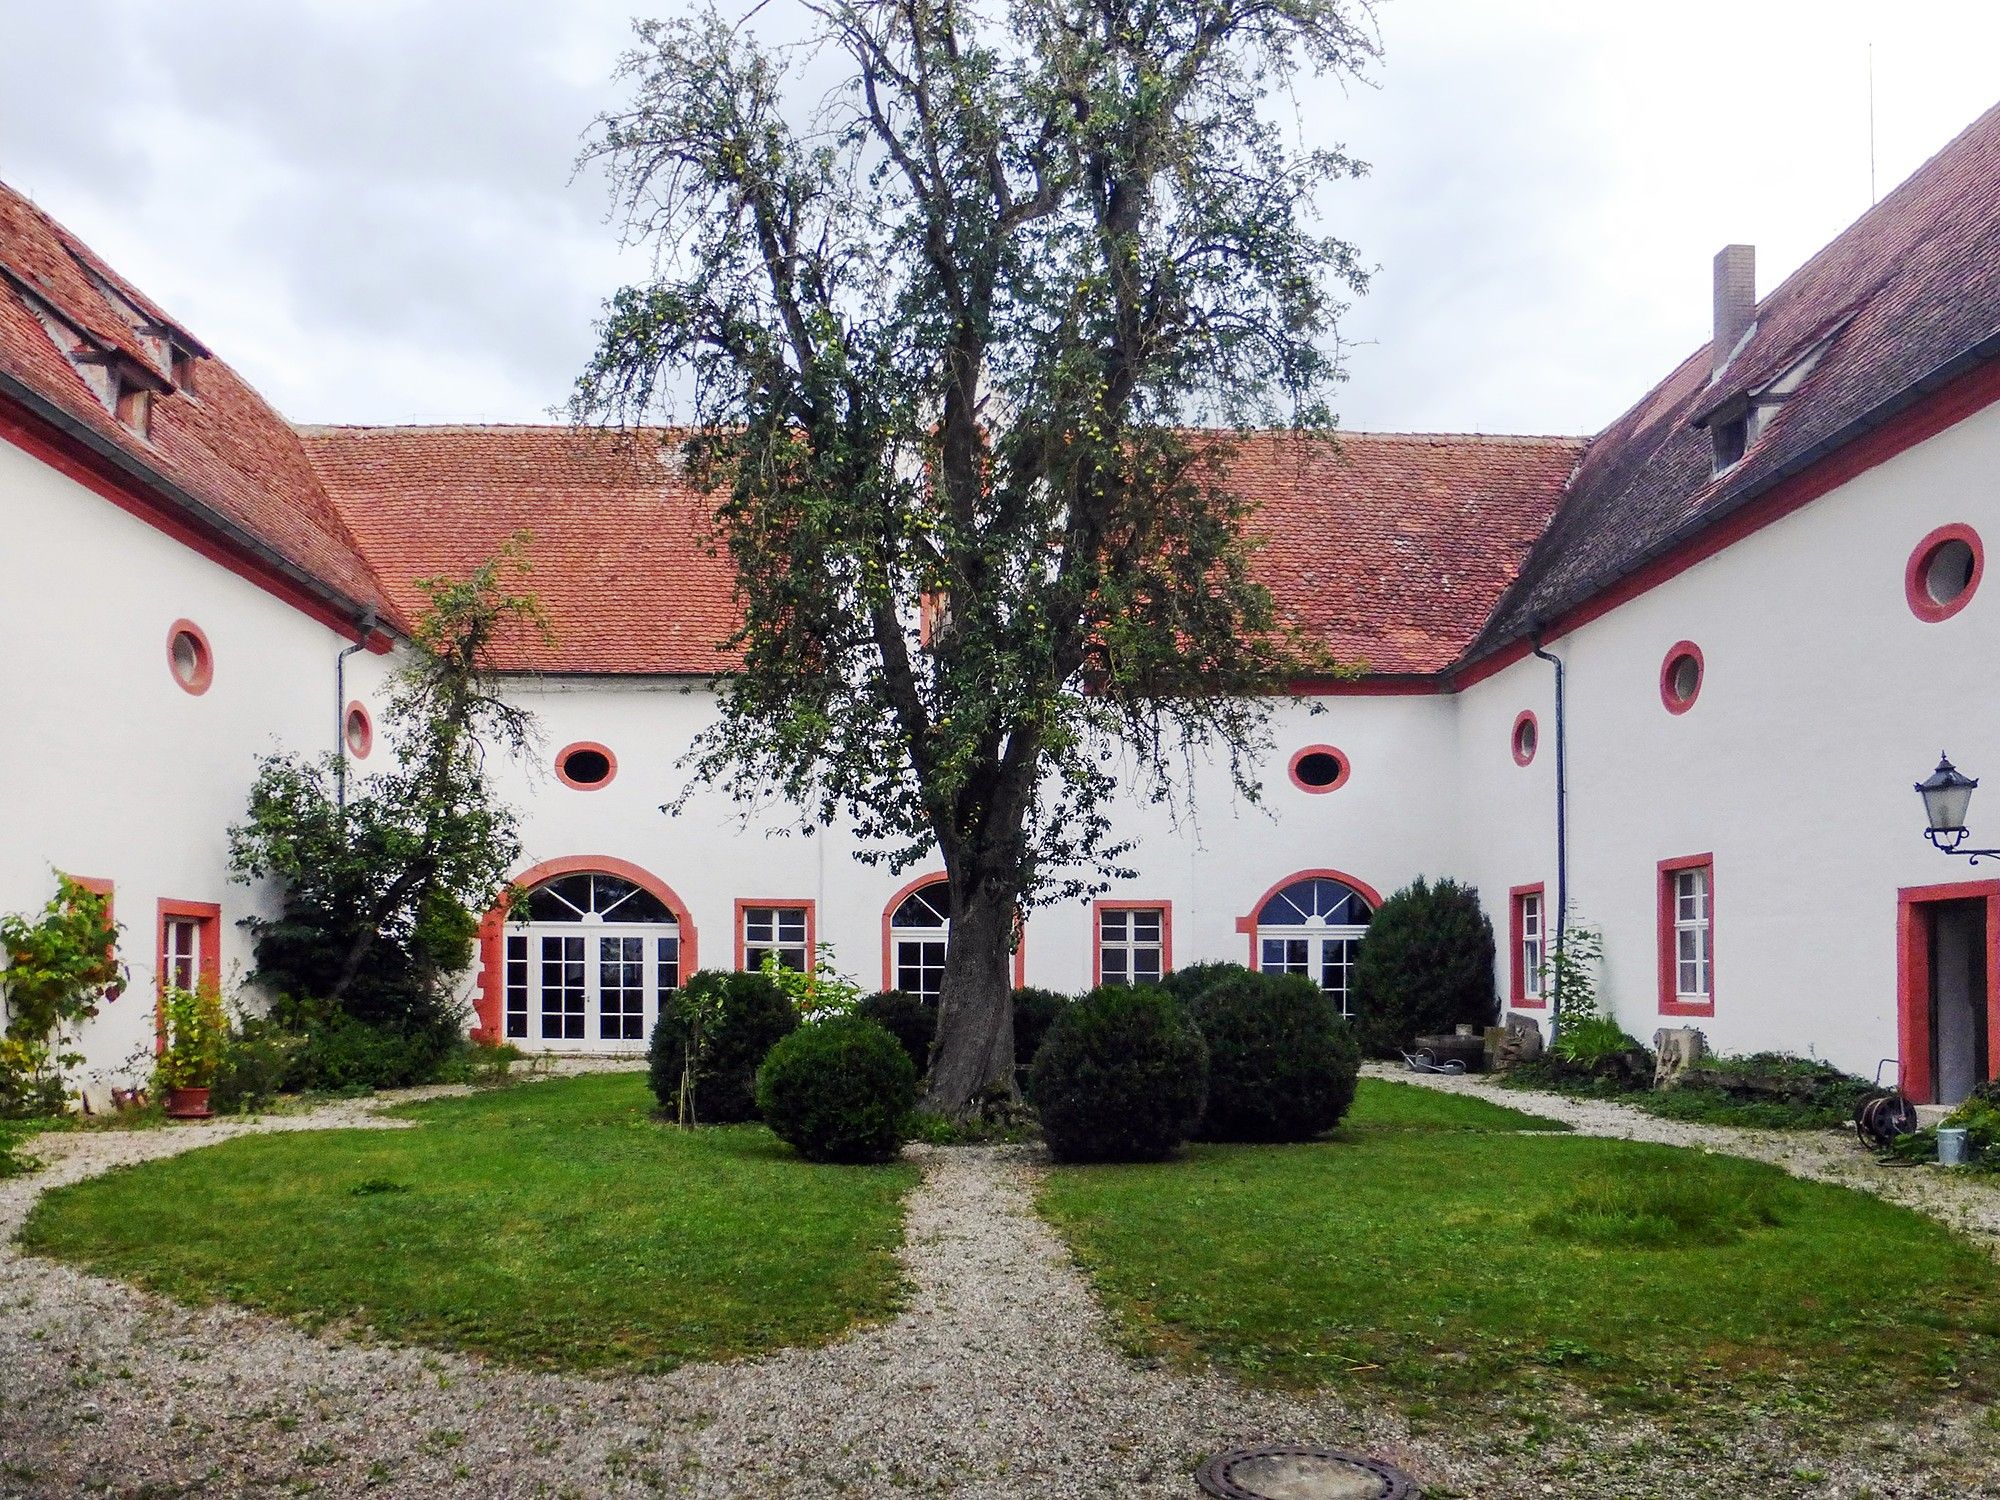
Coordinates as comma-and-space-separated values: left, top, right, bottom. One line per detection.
4, 1, 1998, 437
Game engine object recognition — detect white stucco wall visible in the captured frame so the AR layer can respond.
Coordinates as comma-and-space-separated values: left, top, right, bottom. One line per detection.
1452, 396, 2000, 1081
479, 680, 1460, 1007
14, 390, 2000, 1092
0, 434, 394, 1094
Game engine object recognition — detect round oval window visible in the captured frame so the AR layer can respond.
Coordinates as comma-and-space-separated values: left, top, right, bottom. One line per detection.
558, 744, 615, 789
1907, 525, 1983, 622
166, 621, 213, 696
1512, 712, 1538, 766
344, 704, 372, 759
1660, 643, 1703, 714
1289, 747, 1349, 792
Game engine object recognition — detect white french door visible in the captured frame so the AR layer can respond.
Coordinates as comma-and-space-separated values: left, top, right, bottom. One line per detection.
1259, 931, 1365, 1017
504, 922, 681, 1052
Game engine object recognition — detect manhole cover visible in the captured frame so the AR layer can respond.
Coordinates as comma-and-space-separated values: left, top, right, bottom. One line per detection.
1195, 1445, 1421, 1500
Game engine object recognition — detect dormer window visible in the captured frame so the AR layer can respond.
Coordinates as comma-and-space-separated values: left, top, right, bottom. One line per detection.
114, 380, 152, 440
1711, 413, 1747, 471
168, 339, 200, 397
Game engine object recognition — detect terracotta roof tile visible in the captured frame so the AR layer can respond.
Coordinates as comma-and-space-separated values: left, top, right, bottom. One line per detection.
298, 425, 738, 675
0, 181, 393, 621
1227, 430, 1584, 675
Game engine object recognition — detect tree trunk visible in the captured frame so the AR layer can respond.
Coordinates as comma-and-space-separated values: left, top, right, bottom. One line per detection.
922, 882, 1018, 1119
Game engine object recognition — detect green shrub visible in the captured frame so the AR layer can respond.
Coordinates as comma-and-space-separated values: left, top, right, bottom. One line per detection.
274, 996, 463, 1092
1154, 961, 1250, 1007
1011, 987, 1072, 1077
857, 990, 935, 1075
208, 1013, 299, 1114
1028, 985, 1208, 1163
756, 1016, 917, 1163
1187, 970, 1360, 1142
1349, 877, 1497, 1054
648, 970, 797, 1123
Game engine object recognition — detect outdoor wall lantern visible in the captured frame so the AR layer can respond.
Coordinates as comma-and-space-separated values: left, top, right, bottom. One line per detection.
1916, 752, 1992, 860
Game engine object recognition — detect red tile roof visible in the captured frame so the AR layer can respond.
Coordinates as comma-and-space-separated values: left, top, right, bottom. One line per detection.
1472, 100, 2000, 657
0, 181, 393, 622
298, 423, 1581, 677
12, 95, 2000, 685
1227, 430, 1583, 675
298, 424, 740, 675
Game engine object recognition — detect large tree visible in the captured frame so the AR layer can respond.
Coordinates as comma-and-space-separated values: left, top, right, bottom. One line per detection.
576, 0, 1376, 1116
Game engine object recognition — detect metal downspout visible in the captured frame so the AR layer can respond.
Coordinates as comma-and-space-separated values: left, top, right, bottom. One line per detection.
1531, 632, 1569, 1038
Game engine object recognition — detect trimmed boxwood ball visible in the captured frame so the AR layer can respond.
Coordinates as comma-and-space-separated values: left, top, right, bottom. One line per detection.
1349, 876, 1498, 1056
1154, 960, 1252, 1007
1028, 985, 1208, 1163
1011, 986, 1071, 1077
648, 969, 798, 1122
856, 989, 936, 1075
1188, 969, 1360, 1141
757, 1016, 918, 1163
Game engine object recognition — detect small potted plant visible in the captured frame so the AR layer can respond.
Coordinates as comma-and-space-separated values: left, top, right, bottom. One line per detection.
156, 984, 226, 1119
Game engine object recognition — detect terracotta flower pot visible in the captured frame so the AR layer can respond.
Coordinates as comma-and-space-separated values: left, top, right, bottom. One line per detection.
165, 1086, 213, 1120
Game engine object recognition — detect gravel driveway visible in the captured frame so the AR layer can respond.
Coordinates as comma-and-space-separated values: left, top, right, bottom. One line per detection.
4, 1073, 2000, 1498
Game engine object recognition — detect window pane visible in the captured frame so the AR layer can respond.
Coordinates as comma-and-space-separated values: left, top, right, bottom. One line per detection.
1134, 950, 1162, 983
1102, 949, 1128, 983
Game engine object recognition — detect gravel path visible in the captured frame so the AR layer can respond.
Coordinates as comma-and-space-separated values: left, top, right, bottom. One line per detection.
5, 1074, 2000, 1498
1367, 1062, 2000, 1251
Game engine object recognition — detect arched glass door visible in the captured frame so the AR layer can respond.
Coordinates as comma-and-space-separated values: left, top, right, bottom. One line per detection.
503, 872, 681, 1051
888, 883, 949, 1001
1255, 876, 1374, 1017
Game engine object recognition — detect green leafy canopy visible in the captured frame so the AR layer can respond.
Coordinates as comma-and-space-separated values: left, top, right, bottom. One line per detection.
574, 0, 1377, 906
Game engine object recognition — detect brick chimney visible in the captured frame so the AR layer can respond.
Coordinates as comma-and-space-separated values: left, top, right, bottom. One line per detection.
1711, 244, 1756, 376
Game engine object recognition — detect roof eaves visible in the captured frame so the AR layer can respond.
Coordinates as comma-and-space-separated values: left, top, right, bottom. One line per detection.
0, 368, 396, 641
1455, 331, 2000, 673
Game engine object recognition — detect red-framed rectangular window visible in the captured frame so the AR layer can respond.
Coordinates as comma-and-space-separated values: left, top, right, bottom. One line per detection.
155, 899, 221, 1048
1657, 854, 1716, 1016
1508, 883, 1546, 1008
66, 875, 121, 1000
734, 899, 816, 973
1093, 901, 1171, 988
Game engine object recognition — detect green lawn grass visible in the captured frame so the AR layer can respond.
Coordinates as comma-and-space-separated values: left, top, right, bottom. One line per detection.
21, 1072, 916, 1372
1037, 1078, 2000, 1419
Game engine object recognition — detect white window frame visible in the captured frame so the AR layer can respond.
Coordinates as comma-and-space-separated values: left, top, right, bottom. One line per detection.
742, 905, 810, 972
163, 917, 201, 993
1097, 907, 1165, 987
1518, 891, 1544, 1001
1673, 867, 1713, 1002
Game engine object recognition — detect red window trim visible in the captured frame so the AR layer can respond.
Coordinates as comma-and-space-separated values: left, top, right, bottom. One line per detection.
1091, 899, 1174, 987
734, 898, 818, 972
68, 875, 120, 1000
1234, 868, 1385, 969
1508, 882, 1546, 1009
344, 700, 373, 759
878, 873, 1026, 992
155, 898, 222, 1051
1895, 879, 2000, 1104
1658, 641, 1704, 715
1904, 522, 1984, 623
1286, 745, 1351, 793
554, 741, 618, 791
471, 855, 699, 1043
165, 618, 214, 696
1511, 710, 1539, 766
1656, 853, 1716, 1016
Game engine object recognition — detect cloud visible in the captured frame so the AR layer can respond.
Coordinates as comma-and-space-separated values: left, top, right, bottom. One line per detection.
3, 0, 1997, 433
